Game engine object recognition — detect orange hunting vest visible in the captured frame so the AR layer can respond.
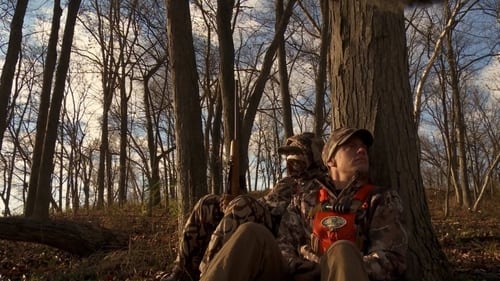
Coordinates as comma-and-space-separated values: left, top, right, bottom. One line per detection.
311, 184, 374, 254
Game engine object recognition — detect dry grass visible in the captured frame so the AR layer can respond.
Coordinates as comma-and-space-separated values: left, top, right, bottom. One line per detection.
0, 191, 498, 281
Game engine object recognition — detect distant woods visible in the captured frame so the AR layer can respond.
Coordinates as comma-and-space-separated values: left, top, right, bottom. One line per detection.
0, 0, 497, 218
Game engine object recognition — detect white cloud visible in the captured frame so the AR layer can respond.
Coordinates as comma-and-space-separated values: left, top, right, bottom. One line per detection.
476, 57, 500, 99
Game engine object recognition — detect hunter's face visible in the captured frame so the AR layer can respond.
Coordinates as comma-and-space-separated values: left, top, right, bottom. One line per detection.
332, 136, 369, 177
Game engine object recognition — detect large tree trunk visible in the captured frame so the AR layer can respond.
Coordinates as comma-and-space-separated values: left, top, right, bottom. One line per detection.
0, 217, 127, 256
328, 1, 452, 280
166, 0, 208, 214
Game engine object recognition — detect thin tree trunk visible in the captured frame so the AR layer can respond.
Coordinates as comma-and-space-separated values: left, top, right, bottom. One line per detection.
314, 0, 329, 136
33, 0, 83, 219
412, 0, 466, 126
216, 0, 243, 193
472, 152, 500, 211
166, 0, 208, 215
143, 60, 165, 211
25, 0, 62, 217
95, 0, 117, 209
210, 92, 223, 194
0, 0, 29, 150
444, 1, 472, 209
118, 69, 128, 206
240, 0, 297, 190
276, 0, 293, 138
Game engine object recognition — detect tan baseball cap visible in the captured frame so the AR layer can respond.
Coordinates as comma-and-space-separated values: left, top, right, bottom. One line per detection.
321, 127, 373, 164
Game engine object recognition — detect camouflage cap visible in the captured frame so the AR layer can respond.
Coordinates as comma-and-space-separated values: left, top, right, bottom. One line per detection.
278, 132, 325, 167
322, 127, 373, 164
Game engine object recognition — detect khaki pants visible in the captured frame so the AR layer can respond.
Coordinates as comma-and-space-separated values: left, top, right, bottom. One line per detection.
200, 223, 369, 281
200, 222, 288, 281
320, 240, 369, 281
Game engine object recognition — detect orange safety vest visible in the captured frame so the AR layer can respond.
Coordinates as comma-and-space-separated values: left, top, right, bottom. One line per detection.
311, 184, 374, 254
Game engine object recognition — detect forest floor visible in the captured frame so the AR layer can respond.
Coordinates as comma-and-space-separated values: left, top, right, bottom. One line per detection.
0, 189, 498, 281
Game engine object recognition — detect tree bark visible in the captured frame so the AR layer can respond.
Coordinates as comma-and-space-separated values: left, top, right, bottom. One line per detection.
166, 0, 208, 214
0, 217, 127, 256
328, 1, 452, 280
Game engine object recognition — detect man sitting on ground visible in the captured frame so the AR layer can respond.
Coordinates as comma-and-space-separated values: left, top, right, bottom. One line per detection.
163, 132, 328, 281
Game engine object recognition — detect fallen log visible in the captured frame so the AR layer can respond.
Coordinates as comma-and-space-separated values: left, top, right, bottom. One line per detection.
0, 216, 128, 256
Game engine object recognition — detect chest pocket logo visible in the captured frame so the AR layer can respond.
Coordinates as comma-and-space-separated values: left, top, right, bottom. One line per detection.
321, 216, 347, 231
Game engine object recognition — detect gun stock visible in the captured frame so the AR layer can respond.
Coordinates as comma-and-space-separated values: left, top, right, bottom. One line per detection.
226, 79, 241, 196
228, 138, 240, 196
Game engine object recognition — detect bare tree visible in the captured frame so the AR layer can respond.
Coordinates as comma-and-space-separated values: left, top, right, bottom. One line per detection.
32, 0, 83, 220
25, 0, 63, 217
216, 0, 244, 195
410, 0, 469, 126
0, 0, 29, 151
408, 0, 498, 211
191, 0, 224, 195
443, 0, 473, 209
59, 77, 91, 214
78, 0, 117, 209
239, 0, 297, 191
468, 89, 500, 210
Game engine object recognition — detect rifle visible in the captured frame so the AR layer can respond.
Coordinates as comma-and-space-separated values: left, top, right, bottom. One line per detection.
227, 80, 242, 196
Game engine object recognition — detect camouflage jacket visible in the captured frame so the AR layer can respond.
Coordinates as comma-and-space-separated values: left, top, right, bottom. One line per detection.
198, 169, 328, 275
277, 180, 408, 280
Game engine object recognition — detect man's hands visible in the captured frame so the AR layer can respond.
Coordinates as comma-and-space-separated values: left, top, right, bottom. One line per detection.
220, 194, 236, 212
292, 260, 320, 281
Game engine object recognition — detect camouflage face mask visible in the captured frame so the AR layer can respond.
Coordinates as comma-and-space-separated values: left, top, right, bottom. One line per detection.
286, 158, 308, 177
279, 132, 326, 170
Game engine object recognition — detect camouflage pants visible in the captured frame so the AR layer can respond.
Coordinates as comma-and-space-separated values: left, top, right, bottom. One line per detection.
174, 194, 222, 278
174, 194, 273, 278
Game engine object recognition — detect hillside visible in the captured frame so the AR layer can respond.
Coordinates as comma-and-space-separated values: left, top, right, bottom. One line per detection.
0, 190, 498, 281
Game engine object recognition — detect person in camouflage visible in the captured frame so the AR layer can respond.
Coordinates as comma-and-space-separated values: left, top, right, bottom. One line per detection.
199, 127, 408, 281
278, 127, 408, 281
162, 132, 328, 281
